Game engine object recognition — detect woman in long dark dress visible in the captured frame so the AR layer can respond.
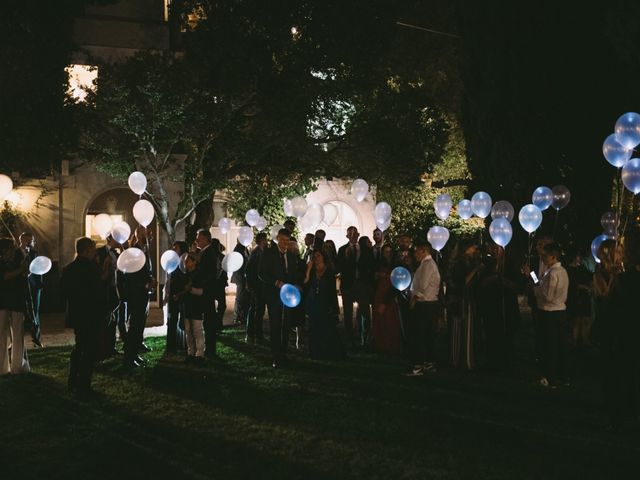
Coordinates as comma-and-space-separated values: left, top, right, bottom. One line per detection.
304, 251, 344, 360
371, 244, 402, 354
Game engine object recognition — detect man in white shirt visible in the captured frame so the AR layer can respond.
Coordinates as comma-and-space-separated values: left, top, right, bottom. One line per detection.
408, 239, 441, 375
534, 242, 569, 387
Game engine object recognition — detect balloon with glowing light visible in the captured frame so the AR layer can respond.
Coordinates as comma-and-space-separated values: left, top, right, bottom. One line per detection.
427, 226, 450, 252
600, 211, 618, 236
128, 171, 147, 196
291, 196, 308, 218
111, 221, 131, 244
323, 203, 338, 226
222, 251, 244, 273
280, 283, 301, 308
602, 134, 632, 168
457, 199, 473, 220
622, 158, 640, 194
518, 204, 543, 233
551, 185, 571, 210
434, 194, 453, 220
491, 200, 515, 223
374, 202, 392, 223
133, 199, 154, 227
489, 217, 513, 247
218, 217, 231, 234
390, 266, 412, 291
471, 192, 492, 219
283, 198, 294, 217
376, 216, 391, 232
255, 216, 268, 231
29, 256, 52, 275
160, 250, 180, 273
614, 112, 640, 149
245, 209, 260, 227
532, 186, 553, 211
0, 174, 13, 201
92, 214, 113, 239
117, 248, 146, 273
351, 179, 369, 202
238, 226, 253, 247
271, 224, 284, 241
591, 234, 612, 264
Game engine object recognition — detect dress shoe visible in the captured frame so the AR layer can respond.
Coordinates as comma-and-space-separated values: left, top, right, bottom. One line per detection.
139, 343, 152, 353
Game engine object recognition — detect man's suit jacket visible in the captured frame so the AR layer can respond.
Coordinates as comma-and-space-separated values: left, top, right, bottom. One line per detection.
258, 247, 301, 303
61, 256, 106, 328
197, 244, 219, 297
337, 243, 374, 290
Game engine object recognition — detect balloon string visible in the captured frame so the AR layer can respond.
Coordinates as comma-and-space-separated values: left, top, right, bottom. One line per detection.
552, 209, 559, 240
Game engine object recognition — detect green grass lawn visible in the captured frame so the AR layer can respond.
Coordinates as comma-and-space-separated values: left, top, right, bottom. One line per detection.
1, 328, 638, 480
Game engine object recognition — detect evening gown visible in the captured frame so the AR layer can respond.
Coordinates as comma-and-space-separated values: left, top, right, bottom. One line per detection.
306, 269, 344, 360
371, 266, 402, 354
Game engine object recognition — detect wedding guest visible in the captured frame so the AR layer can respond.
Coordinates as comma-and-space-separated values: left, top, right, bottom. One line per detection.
164, 241, 188, 353
181, 252, 206, 364
322, 239, 338, 268
19, 232, 43, 348
194, 229, 219, 357
210, 238, 227, 333
371, 244, 402, 354
246, 232, 268, 344
288, 237, 307, 349
231, 239, 250, 325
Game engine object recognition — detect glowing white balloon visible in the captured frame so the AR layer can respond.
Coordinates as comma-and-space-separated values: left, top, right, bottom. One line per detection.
491, 200, 515, 223
457, 199, 473, 220
160, 250, 180, 273
375, 216, 391, 232
128, 171, 147, 196
271, 224, 284, 241
222, 251, 244, 273
218, 217, 231, 234
92, 213, 113, 239
245, 209, 260, 227
351, 178, 369, 202
374, 202, 392, 223
614, 112, 640, 149
323, 203, 338, 226
238, 226, 253, 247
133, 199, 155, 227
518, 204, 543, 233
434, 194, 453, 220
471, 192, 492, 219
489, 218, 513, 247
0, 174, 13, 201
427, 226, 450, 252
299, 211, 316, 233
283, 198, 294, 217
110, 221, 131, 244
306, 203, 324, 225
117, 247, 146, 273
291, 196, 308, 218
256, 216, 268, 231
29, 256, 52, 275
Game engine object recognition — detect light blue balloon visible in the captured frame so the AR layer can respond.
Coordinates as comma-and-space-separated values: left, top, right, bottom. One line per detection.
434, 193, 453, 220
457, 199, 473, 220
518, 204, 543, 233
532, 186, 553, 211
471, 191, 492, 219
160, 250, 180, 274
489, 217, 512, 247
614, 112, 640, 149
390, 266, 412, 291
591, 234, 612, 264
602, 134, 632, 168
427, 226, 450, 252
622, 157, 640, 194
280, 283, 301, 308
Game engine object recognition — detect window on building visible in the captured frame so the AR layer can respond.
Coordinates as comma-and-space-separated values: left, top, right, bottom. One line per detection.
66, 64, 98, 103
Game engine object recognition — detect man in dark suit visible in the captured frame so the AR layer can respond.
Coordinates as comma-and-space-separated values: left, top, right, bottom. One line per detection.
231, 239, 249, 325
245, 232, 268, 344
96, 234, 125, 357
61, 237, 106, 395
259, 228, 301, 367
337, 226, 375, 348
19, 232, 44, 348
195, 228, 219, 358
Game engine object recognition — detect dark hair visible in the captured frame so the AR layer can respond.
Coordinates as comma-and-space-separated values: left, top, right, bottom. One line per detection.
414, 238, 432, 252
314, 229, 326, 239
359, 236, 371, 248
173, 240, 189, 255
255, 232, 268, 242
284, 219, 296, 230
196, 228, 212, 241
278, 228, 291, 238
76, 237, 95, 254
543, 242, 562, 260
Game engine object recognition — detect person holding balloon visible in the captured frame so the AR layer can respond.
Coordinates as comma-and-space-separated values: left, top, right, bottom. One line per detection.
245, 232, 268, 345
19, 232, 44, 348
194, 229, 220, 358
95, 234, 124, 359
164, 241, 189, 354
371, 244, 402, 354
0, 238, 31, 375
179, 252, 207, 364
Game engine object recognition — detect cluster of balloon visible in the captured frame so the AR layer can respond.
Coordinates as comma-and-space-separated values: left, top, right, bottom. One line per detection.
0, 174, 13, 202
92, 213, 113, 239
133, 199, 154, 227
222, 251, 244, 273
351, 178, 369, 202
238, 226, 253, 247
29, 256, 52, 275
471, 192, 492, 219
111, 221, 131, 244
457, 199, 473, 220
160, 250, 180, 273
489, 217, 513, 247
117, 247, 146, 273
218, 217, 232, 234
390, 266, 411, 291
434, 194, 452, 220
128, 171, 147, 196
280, 283, 301, 308
427, 226, 450, 252
603, 112, 640, 194
374, 201, 392, 232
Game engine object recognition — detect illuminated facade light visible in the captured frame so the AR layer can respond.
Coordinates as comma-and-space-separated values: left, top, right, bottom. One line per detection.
66, 64, 98, 103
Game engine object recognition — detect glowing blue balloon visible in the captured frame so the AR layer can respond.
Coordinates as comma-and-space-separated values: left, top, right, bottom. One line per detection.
600, 211, 618, 236
489, 217, 512, 247
614, 112, 640, 149
622, 157, 640, 194
390, 266, 412, 291
280, 283, 301, 308
591, 234, 612, 264
532, 186, 553, 211
434, 194, 453, 220
471, 191, 492, 219
602, 134, 632, 168
491, 200, 514, 223
160, 250, 180, 273
457, 199, 473, 220
518, 204, 543, 233
427, 226, 450, 252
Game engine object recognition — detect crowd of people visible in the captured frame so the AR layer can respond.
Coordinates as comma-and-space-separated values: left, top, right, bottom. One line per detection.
2, 219, 638, 431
